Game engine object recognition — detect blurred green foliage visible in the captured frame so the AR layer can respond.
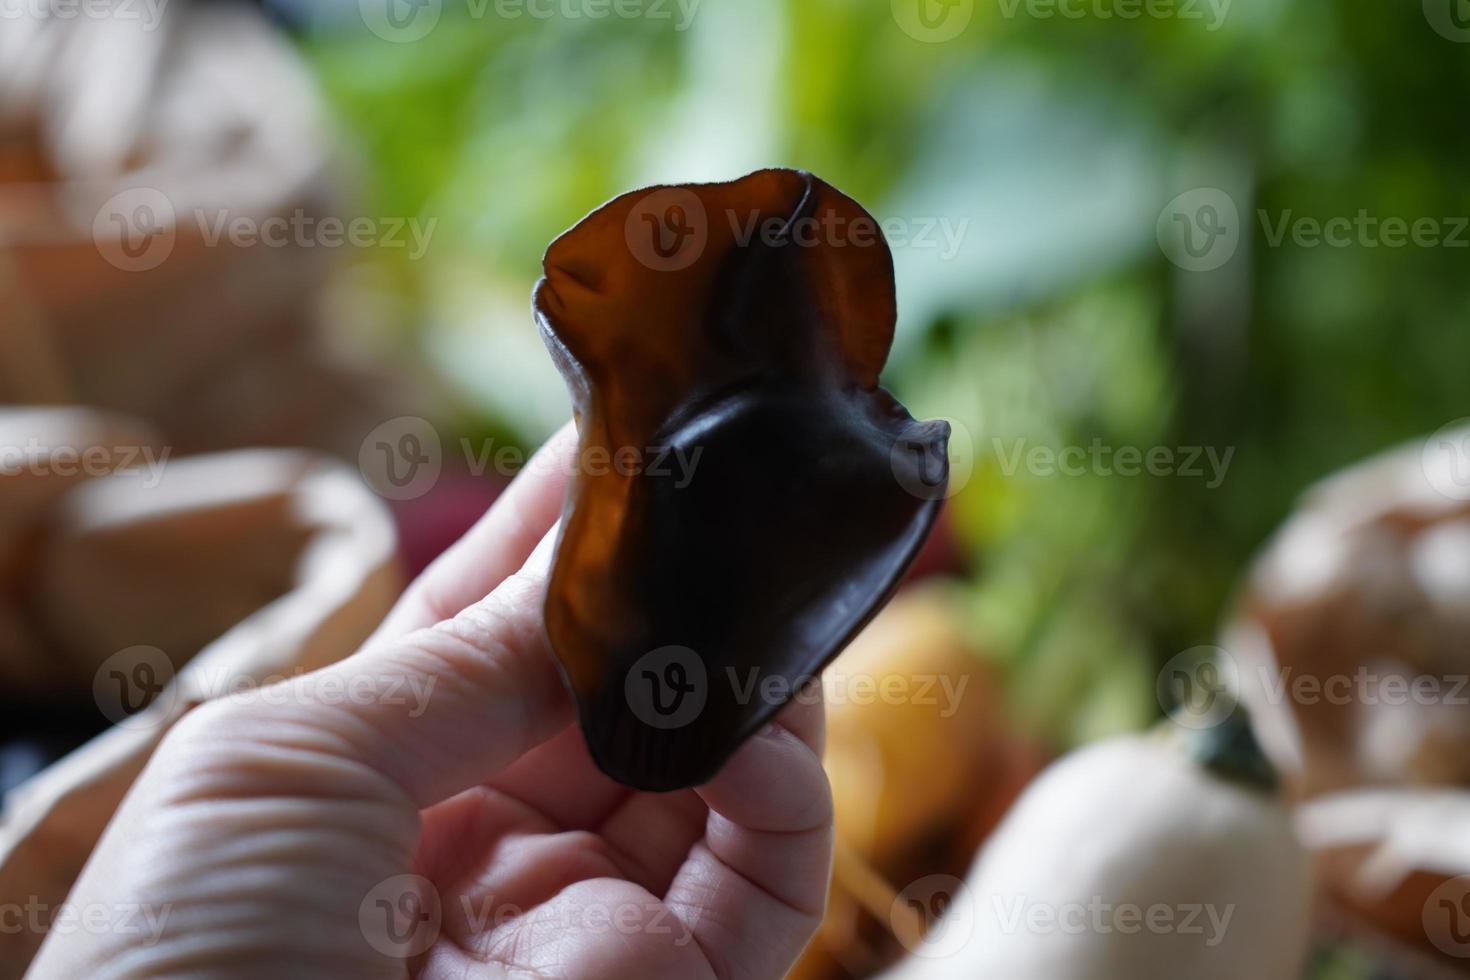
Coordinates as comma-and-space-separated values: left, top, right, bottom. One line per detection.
298, 0, 1470, 759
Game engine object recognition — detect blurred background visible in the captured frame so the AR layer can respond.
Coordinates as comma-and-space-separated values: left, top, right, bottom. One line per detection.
2, 0, 1470, 977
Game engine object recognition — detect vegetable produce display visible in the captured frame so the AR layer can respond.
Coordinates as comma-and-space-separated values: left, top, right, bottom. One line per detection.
534, 169, 949, 790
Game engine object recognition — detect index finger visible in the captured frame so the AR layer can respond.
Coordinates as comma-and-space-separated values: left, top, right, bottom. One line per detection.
370, 419, 578, 642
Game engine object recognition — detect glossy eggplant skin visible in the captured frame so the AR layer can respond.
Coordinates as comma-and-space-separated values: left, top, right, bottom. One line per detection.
534, 168, 950, 791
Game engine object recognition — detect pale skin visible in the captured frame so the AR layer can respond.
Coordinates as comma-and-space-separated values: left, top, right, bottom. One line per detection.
28, 422, 833, 979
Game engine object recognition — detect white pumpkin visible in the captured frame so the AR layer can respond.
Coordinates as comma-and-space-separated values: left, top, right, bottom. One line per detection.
884, 719, 1314, 980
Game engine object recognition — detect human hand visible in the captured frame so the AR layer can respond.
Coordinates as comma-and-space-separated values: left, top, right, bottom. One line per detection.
27, 422, 833, 980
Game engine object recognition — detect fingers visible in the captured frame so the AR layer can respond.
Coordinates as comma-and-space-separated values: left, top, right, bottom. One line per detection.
476, 686, 827, 894
371, 419, 578, 643
772, 685, 826, 757
664, 714, 834, 980
692, 722, 833, 903
444, 879, 712, 980
592, 789, 708, 895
